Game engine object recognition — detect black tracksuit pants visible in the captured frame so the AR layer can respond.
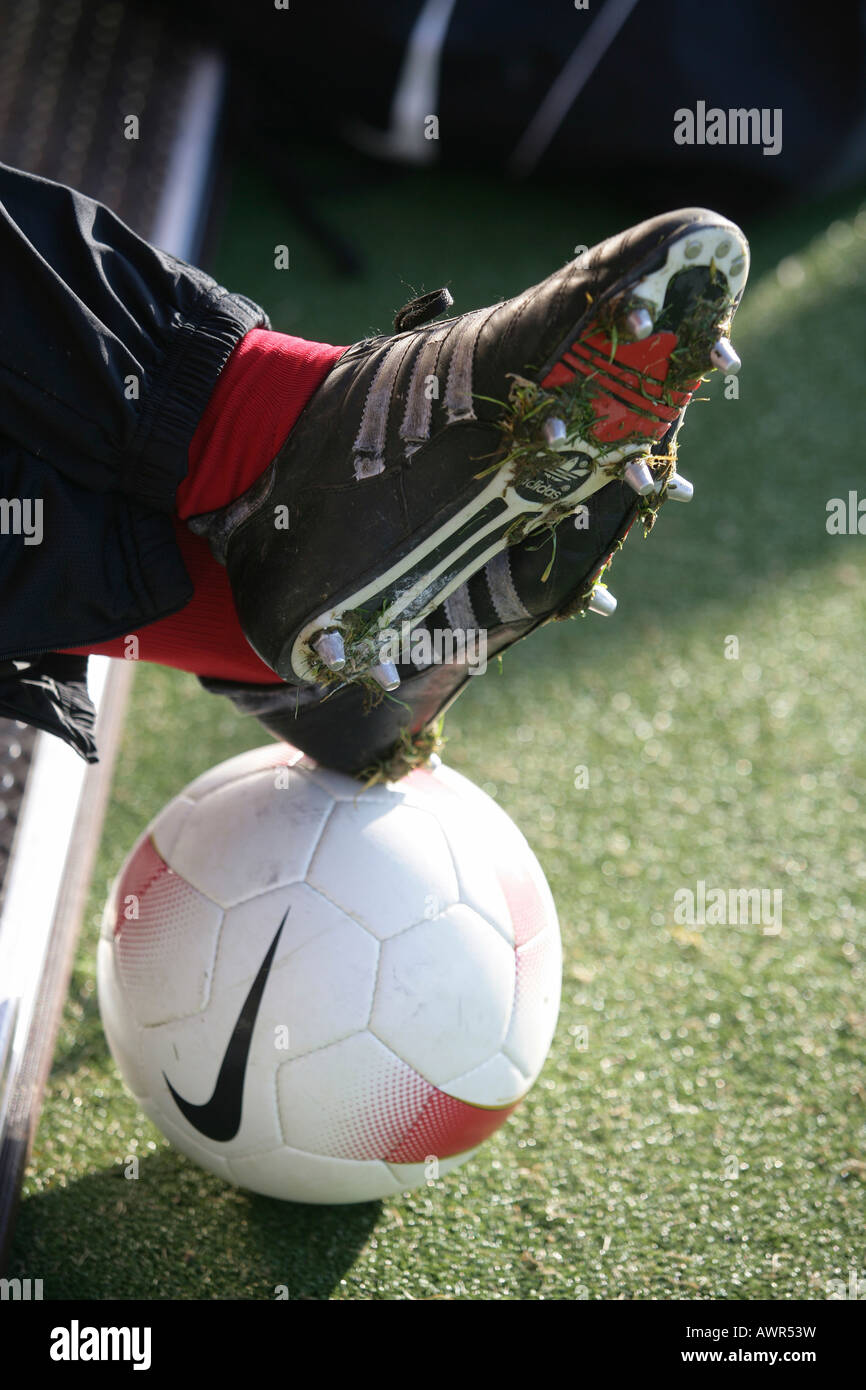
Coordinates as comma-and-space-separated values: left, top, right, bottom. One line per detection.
0, 162, 268, 757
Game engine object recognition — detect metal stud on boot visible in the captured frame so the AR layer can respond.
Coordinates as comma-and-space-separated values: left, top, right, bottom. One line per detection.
587, 586, 617, 617
623, 459, 656, 496
313, 630, 347, 671
370, 660, 401, 691
624, 307, 653, 340
663, 472, 694, 503
709, 337, 741, 373
542, 416, 569, 448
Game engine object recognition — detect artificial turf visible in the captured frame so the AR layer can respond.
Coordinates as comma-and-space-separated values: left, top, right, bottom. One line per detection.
8, 151, 866, 1300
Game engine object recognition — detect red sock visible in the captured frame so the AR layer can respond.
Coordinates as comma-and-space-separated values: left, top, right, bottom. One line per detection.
61, 329, 345, 682
176, 328, 345, 518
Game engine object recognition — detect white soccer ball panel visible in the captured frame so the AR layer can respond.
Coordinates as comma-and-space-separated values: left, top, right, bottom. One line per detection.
399, 764, 559, 948
503, 928, 563, 1080
436, 831, 513, 943
181, 743, 306, 802
298, 761, 401, 805
306, 800, 459, 939
399, 771, 513, 942
275, 1029, 515, 1168
371, 904, 514, 1085
276, 1032, 421, 1159
169, 765, 334, 906
439, 1050, 528, 1107
385, 1149, 480, 1191
227, 1145, 403, 1204
435, 763, 560, 945
150, 794, 196, 864
221, 882, 380, 1059
103, 833, 223, 1027
97, 937, 151, 1101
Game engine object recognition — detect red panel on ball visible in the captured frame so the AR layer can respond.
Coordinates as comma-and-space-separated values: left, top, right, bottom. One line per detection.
384, 1084, 519, 1163
112, 835, 171, 936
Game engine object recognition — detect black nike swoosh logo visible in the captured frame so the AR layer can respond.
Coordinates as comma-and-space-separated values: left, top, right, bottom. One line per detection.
164, 909, 288, 1143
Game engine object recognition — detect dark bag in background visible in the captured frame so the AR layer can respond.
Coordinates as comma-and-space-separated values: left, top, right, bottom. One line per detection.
149, 0, 866, 216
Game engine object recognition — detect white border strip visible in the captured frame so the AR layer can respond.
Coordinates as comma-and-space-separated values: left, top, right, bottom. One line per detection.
0, 656, 109, 1136
149, 50, 225, 255
0, 49, 228, 1144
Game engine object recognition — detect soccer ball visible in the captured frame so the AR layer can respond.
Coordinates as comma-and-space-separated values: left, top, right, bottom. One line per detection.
97, 745, 561, 1203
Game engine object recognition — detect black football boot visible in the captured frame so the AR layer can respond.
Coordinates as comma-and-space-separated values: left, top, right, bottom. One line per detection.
189, 208, 748, 701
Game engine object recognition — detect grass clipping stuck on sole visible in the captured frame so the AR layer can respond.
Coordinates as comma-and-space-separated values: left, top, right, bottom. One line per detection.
360, 719, 446, 786
477, 373, 607, 494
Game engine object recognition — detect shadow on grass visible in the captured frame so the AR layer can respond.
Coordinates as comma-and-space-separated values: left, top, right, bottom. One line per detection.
10, 1148, 379, 1300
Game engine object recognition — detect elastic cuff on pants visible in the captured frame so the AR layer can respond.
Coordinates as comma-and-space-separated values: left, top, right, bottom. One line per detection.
129, 290, 269, 510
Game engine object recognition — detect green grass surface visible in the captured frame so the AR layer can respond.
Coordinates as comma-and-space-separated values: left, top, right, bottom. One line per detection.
9, 154, 866, 1300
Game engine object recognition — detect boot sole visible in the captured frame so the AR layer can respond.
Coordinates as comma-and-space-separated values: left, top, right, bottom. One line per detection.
281, 218, 749, 686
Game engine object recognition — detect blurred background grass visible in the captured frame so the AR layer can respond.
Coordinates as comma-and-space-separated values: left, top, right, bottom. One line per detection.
9, 150, 866, 1299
